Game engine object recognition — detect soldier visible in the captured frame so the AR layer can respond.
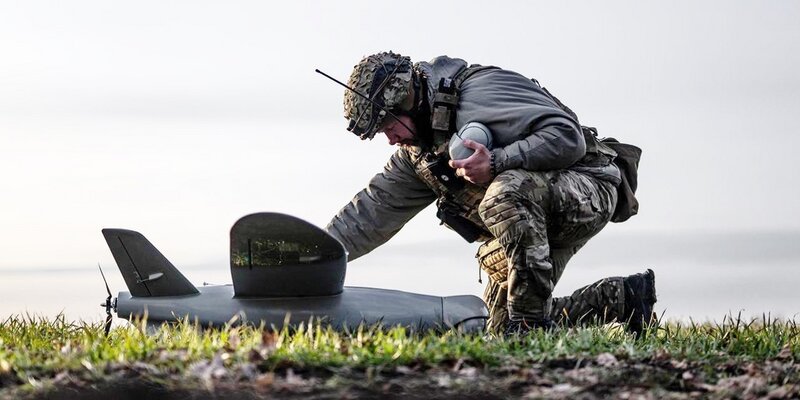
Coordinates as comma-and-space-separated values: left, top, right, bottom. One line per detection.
324, 52, 656, 336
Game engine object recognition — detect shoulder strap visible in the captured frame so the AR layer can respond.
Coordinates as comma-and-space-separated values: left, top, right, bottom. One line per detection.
453, 64, 499, 89
429, 65, 500, 150
538, 84, 580, 124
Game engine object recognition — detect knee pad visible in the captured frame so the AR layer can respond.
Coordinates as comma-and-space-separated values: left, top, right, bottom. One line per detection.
477, 239, 509, 282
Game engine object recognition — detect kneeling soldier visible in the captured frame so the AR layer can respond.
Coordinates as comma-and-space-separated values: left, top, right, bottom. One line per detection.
324, 52, 656, 336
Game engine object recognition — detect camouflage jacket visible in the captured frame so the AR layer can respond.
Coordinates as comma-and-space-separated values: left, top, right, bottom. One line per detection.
326, 56, 619, 261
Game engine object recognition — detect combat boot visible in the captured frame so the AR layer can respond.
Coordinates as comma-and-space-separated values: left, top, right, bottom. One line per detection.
623, 268, 657, 337
504, 318, 556, 337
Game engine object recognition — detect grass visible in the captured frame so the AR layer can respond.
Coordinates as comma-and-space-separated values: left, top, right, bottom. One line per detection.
0, 314, 798, 398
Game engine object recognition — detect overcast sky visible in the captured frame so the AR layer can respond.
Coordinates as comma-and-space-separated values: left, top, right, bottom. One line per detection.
1, 0, 798, 278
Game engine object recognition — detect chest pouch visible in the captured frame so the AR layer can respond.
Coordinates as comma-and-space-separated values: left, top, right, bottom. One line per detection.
419, 153, 488, 243
431, 78, 459, 133
424, 152, 465, 192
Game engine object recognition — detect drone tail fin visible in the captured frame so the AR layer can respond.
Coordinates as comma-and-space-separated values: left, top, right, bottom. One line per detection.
102, 229, 199, 297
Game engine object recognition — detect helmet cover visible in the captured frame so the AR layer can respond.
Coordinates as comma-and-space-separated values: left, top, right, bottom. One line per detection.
343, 52, 413, 140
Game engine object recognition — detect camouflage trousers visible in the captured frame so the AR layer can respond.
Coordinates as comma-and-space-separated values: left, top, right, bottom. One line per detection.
477, 169, 623, 331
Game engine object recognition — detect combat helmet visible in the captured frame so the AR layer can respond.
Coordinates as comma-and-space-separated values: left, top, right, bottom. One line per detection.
343, 51, 414, 140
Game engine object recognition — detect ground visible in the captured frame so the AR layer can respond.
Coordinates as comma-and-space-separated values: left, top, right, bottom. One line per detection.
1, 316, 797, 399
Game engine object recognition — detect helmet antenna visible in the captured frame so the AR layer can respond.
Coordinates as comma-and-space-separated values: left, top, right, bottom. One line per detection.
315, 69, 416, 136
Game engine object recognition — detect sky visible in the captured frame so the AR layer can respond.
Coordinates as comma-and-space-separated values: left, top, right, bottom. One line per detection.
1, 1, 798, 320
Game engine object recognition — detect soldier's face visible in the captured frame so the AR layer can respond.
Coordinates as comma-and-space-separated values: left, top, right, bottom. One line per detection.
380, 115, 416, 146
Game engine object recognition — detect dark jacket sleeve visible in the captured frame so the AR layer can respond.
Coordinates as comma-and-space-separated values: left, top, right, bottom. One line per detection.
455, 68, 586, 173
325, 149, 436, 261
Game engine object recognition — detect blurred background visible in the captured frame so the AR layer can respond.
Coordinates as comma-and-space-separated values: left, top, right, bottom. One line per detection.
1, 1, 798, 323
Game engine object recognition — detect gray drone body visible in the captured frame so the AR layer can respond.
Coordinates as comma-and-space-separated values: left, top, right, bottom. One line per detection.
448, 122, 493, 160
102, 213, 487, 332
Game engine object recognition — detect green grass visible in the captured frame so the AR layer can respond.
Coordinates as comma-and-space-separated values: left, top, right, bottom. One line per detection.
0, 314, 798, 395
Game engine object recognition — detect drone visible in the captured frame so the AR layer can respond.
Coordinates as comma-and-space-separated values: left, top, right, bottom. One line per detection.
99, 212, 487, 334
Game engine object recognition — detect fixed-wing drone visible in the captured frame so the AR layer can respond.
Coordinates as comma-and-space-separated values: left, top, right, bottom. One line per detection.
99, 213, 488, 333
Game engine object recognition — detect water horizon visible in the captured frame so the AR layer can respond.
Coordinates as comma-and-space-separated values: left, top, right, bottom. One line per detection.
1, 229, 797, 325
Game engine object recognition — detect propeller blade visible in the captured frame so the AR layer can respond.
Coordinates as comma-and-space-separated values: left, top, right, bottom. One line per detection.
98, 263, 112, 297
98, 262, 115, 336
104, 313, 113, 336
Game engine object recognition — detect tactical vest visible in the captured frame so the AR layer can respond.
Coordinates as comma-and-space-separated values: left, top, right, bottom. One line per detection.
411, 65, 499, 243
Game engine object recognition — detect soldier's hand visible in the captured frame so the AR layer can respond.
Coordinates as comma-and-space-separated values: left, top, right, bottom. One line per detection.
448, 139, 494, 184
